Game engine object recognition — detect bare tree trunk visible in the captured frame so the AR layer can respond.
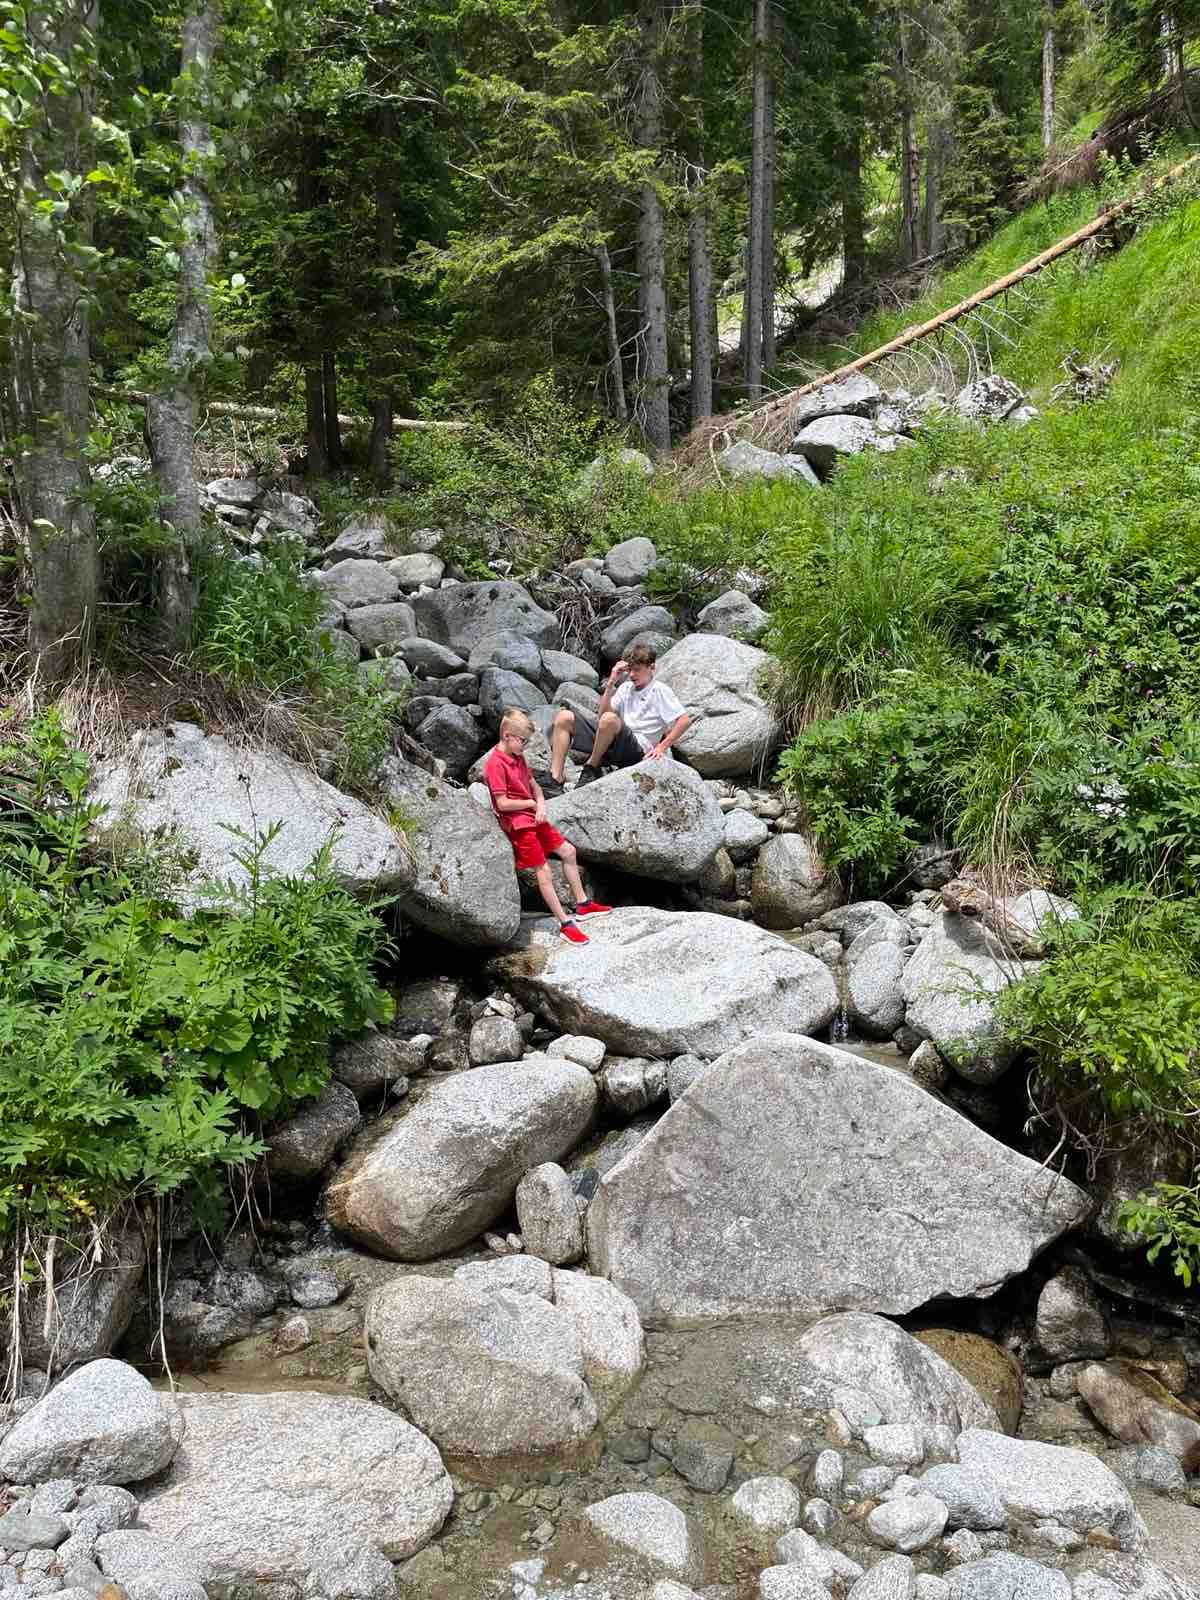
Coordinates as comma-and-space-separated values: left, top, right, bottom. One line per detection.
842, 134, 867, 288
761, 60, 776, 375
594, 244, 629, 423
322, 352, 343, 469
10, 0, 99, 681
146, 0, 218, 653
368, 107, 397, 486
896, 14, 921, 267
745, 0, 770, 398
304, 366, 330, 477
684, 0, 713, 424
1042, 20, 1056, 148
634, 0, 671, 452
924, 122, 951, 258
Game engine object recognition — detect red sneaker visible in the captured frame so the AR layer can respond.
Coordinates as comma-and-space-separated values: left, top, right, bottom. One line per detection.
558, 920, 589, 945
574, 900, 613, 917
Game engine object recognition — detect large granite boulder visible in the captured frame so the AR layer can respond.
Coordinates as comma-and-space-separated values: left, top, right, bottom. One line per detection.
600, 605, 677, 663
789, 374, 883, 428
716, 440, 820, 487
954, 1428, 1145, 1550
544, 759, 722, 881
654, 635, 780, 777
17, 1228, 144, 1374
135, 1391, 452, 1594
364, 1263, 642, 1465
344, 601, 417, 653
377, 757, 521, 946
791, 416, 904, 474
795, 1314, 999, 1437
90, 723, 412, 908
901, 893, 1074, 1082
696, 590, 770, 643
494, 908, 838, 1061
265, 1081, 362, 1180
751, 834, 845, 928
326, 1057, 597, 1259
1075, 1361, 1200, 1463
412, 580, 559, 654
0, 1359, 179, 1485
313, 559, 400, 609
586, 1034, 1090, 1327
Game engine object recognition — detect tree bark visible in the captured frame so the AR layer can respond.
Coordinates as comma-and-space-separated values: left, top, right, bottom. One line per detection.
761, 53, 776, 375
684, 0, 713, 424
304, 365, 330, 477
634, 0, 671, 451
322, 351, 343, 469
146, 0, 218, 653
595, 243, 628, 423
368, 106, 397, 486
1042, 20, 1056, 148
744, 0, 770, 399
896, 15, 921, 267
842, 134, 867, 290
924, 121, 951, 258
10, 0, 100, 682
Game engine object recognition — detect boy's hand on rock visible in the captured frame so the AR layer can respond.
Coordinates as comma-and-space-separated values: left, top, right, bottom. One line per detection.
647, 741, 668, 759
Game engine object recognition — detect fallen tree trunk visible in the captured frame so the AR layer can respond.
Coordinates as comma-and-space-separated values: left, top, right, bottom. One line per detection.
91, 386, 467, 432
736, 151, 1200, 435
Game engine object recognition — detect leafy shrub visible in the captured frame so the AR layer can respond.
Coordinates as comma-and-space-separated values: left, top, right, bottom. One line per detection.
0, 712, 393, 1239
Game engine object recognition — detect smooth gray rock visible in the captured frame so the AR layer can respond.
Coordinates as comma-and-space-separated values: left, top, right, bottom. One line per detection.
946, 1554, 1070, 1600
667, 1054, 708, 1102
600, 605, 677, 663
468, 629, 544, 682
0, 1360, 178, 1485
724, 807, 770, 862
751, 833, 844, 928
327, 1055, 597, 1259
1075, 1360, 1200, 1462
587, 1035, 1088, 1326
266, 1081, 361, 1180
315, 559, 400, 609
955, 376, 1025, 423
499, 908, 837, 1061
901, 908, 1038, 1083
655, 634, 781, 778
413, 580, 560, 653
1073, 1552, 1200, 1600
604, 538, 658, 586
792, 416, 902, 473
517, 1163, 585, 1265
1036, 1269, 1111, 1361
545, 759, 723, 882
334, 1031, 428, 1098
867, 1493, 949, 1552
760, 1566, 831, 1600
18, 1228, 144, 1375
601, 1057, 668, 1117
414, 703, 481, 778
582, 1493, 701, 1580
696, 590, 770, 643
0, 1505, 69, 1549
866, 1422, 925, 1466
550, 1268, 645, 1419
134, 1391, 452, 1593
955, 1429, 1144, 1550
790, 373, 883, 427
366, 1269, 641, 1460
397, 636, 466, 677
344, 601, 417, 653
89, 724, 413, 907
479, 666, 549, 725
554, 680, 604, 720
542, 649, 600, 691
387, 552, 445, 589
377, 757, 520, 946
1111, 1445, 1188, 1496
95, 1529, 210, 1600
322, 625, 363, 665
847, 940, 911, 1038
716, 439, 820, 486
326, 512, 393, 562
812, 1448, 844, 1497
547, 1034, 607, 1072
920, 1465, 1009, 1530
206, 475, 259, 506
470, 1014, 524, 1066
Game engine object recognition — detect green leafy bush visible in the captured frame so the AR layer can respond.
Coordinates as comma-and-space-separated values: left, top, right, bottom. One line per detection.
0, 712, 393, 1238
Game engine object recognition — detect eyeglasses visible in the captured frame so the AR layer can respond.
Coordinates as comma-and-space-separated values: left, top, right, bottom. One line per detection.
504, 733, 529, 746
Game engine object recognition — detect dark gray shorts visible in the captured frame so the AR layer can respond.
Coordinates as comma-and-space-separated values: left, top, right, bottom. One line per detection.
567, 708, 644, 768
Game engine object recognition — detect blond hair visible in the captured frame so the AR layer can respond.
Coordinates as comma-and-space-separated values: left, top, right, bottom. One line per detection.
499, 708, 534, 737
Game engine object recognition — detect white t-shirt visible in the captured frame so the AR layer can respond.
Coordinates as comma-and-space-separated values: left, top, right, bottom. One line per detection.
612, 677, 687, 753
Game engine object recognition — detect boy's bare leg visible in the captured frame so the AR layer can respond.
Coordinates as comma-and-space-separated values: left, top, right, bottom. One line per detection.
535, 863, 571, 923
550, 709, 575, 783
586, 710, 623, 767
554, 842, 587, 905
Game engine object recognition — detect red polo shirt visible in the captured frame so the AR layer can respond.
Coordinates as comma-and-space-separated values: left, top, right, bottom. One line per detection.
483, 745, 537, 836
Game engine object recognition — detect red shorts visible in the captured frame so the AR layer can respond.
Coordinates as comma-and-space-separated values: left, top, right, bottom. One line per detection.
509, 822, 567, 871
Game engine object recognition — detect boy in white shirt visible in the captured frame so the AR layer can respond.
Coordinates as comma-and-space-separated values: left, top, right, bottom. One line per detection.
544, 642, 690, 793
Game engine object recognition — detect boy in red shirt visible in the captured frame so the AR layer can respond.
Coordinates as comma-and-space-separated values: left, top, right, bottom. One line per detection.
483, 709, 611, 945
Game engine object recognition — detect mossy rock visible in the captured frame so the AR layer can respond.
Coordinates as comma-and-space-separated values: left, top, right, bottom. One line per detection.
914, 1327, 1024, 1434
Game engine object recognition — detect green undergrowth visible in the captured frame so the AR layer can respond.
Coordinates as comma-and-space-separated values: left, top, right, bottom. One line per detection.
0, 711, 392, 1243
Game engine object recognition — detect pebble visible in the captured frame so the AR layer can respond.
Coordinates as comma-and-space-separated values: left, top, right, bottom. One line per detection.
1027, 1519, 1084, 1552
944, 1529, 985, 1564
801, 1498, 836, 1536
852, 1466, 897, 1500
730, 1477, 801, 1537
812, 1449, 844, 1499
866, 1492, 948, 1552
